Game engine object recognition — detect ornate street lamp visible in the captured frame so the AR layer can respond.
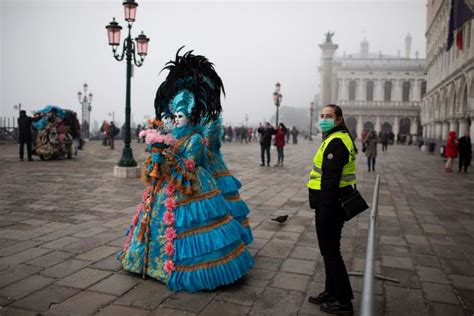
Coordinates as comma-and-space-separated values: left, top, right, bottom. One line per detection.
105, 0, 150, 167
273, 82, 282, 127
77, 83, 93, 138
309, 102, 314, 141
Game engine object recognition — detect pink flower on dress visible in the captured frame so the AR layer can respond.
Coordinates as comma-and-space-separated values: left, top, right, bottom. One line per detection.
183, 159, 195, 172
204, 137, 210, 147
165, 197, 177, 211
164, 184, 176, 196
164, 241, 175, 256
164, 134, 177, 145
165, 227, 177, 241
163, 211, 175, 225
164, 259, 175, 273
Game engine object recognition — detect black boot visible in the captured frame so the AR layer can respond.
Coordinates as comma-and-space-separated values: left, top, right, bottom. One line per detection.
308, 291, 336, 305
320, 300, 353, 315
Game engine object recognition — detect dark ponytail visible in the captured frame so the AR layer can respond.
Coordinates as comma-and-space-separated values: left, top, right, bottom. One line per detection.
323, 104, 358, 154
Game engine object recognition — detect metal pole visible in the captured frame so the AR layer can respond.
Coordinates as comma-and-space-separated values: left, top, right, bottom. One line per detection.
118, 24, 137, 167
360, 174, 380, 316
309, 110, 313, 141
275, 101, 279, 127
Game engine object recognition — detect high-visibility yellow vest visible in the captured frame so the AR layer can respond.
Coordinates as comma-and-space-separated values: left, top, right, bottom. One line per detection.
307, 131, 356, 190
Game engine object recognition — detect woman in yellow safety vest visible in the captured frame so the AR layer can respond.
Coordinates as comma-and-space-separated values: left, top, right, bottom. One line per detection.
307, 104, 357, 315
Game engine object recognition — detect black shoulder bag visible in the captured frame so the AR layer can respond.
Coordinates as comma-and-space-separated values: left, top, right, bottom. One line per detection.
340, 189, 369, 221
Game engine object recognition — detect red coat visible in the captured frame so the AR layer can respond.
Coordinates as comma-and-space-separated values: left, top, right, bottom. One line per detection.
275, 128, 286, 147
445, 131, 458, 158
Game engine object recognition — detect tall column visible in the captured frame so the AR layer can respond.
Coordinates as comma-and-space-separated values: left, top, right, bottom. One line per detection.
337, 79, 344, 101
442, 121, 449, 141
413, 80, 421, 102
394, 80, 402, 102
357, 115, 363, 140
470, 118, 474, 145
319, 37, 338, 106
357, 79, 365, 101
375, 116, 381, 133
393, 116, 400, 136
458, 118, 469, 136
410, 118, 418, 135
449, 119, 458, 133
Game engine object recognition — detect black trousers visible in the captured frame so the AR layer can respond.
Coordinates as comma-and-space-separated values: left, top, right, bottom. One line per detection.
19, 135, 32, 160
459, 154, 470, 172
314, 200, 353, 303
260, 143, 270, 165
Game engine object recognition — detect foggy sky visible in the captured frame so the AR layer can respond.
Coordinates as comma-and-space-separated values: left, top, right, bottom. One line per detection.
1, 0, 427, 126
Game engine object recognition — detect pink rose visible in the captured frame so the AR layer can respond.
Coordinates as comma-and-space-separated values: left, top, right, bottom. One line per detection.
183, 159, 195, 172
163, 211, 175, 225
164, 241, 174, 256
165, 227, 177, 241
165, 197, 177, 211
164, 184, 176, 196
164, 259, 175, 273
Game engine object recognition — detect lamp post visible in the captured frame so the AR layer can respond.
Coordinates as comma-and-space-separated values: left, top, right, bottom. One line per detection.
105, 0, 150, 168
309, 102, 314, 141
77, 83, 93, 138
108, 112, 115, 123
244, 113, 249, 126
13, 103, 22, 113
273, 82, 282, 127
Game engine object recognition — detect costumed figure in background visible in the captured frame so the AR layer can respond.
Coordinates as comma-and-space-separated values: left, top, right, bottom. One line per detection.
119, 48, 254, 292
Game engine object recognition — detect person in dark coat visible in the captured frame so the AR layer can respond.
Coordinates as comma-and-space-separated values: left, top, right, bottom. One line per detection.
258, 121, 275, 167
17, 110, 36, 161
364, 131, 378, 172
307, 104, 356, 314
457, 130, 472, 173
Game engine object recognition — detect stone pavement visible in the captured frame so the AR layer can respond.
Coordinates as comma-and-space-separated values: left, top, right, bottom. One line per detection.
0, 138, 473, 315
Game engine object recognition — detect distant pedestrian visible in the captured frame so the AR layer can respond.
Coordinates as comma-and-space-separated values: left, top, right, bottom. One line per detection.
364, 130, 378, 172
136, 124, 142, 143
286, 127, 291, 143
275, 122, 287, 167
457, 130, 471, 173
109, 121, 120, 150
444, 131, 458, 173
17, 110, 35, 161
240, 125, 248, 143
381, 131, 389, 151
227, 126, 233, 142
100, 121, 110, 146
258, 121, 274, 167
291, 126, 299, 144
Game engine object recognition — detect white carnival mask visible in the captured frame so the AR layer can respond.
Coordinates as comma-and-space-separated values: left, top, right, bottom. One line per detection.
174, 111, 188, 128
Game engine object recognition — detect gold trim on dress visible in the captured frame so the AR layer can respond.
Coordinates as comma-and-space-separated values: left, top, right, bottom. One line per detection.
225, 195, 241, 202
176, 215, 232, 239
175, 243, 246, 272
213, 171, 231, 178
176, 189, 220, 207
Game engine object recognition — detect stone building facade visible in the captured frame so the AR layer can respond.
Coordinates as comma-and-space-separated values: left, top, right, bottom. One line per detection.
421, 0, 474, 149
317, 35, 427, 141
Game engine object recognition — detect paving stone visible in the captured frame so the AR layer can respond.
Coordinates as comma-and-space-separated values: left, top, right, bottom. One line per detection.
247, 237, 269, 250
200, 301, 251, 316
0, 274, 56, 300
380, 235, 407, 246
382, 255, 414, 270
456, 289, 474, 312
421, 224, 448, 235
289, 246, 318, 261
249, 287, 304, 316
0, 240, 43, 257
0, 264, 42, 288
115, 282, 172, 310
161, 291, 215, 313
253, 256, 283, 272
421, 282, 460, 305
240, 268, 275, 287
449, 274, 474, 290
272, 231, 301, 244
75, 245, 121, 261
384, 285, 429, 316
41, 259, 91, 278
0, 307, 37, 315
10, 285, 80, 312
91, 254, 123, 272
45, 291, 115, 315
217, 284, 264, 306
270, 272, 311, 292
25, 250, 74, 267
280, 258, 316, 275
428, 302, 466, 316
40, 236, 81, 250
0, 247, 52, 266
95, 304, 150, 316
440, 258, 474, 276
416, 266, 450, 284
56, 268, 112, 289
151, 306, 196, 315
383, 267, 421, 289
90, 273, 139, 296
258, 241, 293, 259
412, 254, 441, 268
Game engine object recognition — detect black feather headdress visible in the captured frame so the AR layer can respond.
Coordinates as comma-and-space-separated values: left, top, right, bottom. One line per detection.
154, 47, 225, 124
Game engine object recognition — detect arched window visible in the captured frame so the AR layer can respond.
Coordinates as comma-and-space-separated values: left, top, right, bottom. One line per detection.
366, 81, 374, 101
384, 81, 392, 101
349, 80, 356, 101
421, 80, 427, 98
402, 81, 410, 101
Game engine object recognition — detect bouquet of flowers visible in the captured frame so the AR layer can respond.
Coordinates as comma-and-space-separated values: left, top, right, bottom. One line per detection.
139, 120, 177, 149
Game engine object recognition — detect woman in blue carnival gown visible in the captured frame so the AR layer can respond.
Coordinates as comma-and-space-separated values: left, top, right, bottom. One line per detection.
119, 49, 254, 292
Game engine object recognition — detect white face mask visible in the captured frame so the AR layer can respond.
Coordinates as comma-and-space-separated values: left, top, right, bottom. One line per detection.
174, 111, 188, 128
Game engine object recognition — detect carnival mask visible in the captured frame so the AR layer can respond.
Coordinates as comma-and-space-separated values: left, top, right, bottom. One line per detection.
174, 111, 188, 128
